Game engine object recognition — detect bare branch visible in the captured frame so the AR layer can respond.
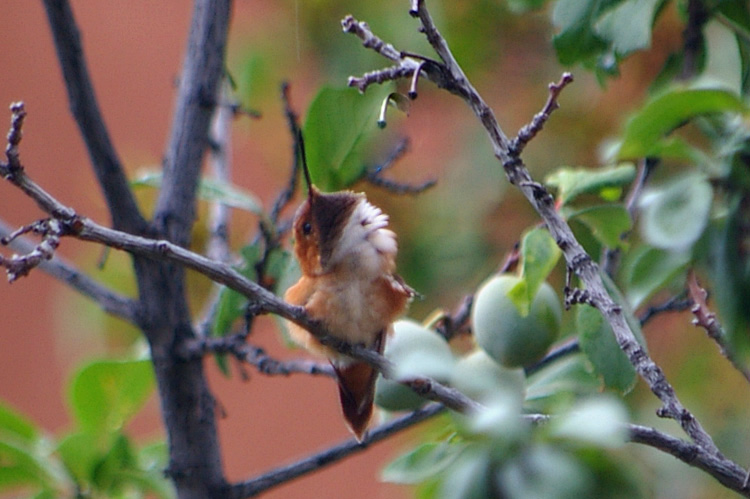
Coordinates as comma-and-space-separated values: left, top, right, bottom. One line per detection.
269, 82, 303, 226
5, 102, 25, 172
0, 218, 62, 282
154, 0, 233, 247
638, 293, 691, 326
365, 138, 437, 194
182, 335, 335, 377
0, 219, 137, 323
688, 271, 750, 383
524, 339, 581, 376
41, 0, 146, 234
509, 73, 574, 157
629, 424, 750, 496
435, 294, 473, 341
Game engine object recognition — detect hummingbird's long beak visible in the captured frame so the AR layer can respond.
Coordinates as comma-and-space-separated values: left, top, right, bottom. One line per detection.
297, 129, 315, 200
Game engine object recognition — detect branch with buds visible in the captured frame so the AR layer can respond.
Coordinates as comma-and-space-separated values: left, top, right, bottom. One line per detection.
341, 0, 749, 494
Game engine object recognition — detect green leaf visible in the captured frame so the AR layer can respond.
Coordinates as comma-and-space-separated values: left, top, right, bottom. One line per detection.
0, 440, 56, 492
0, 402, 39, 443
698, 21, 743, 95
639, 174, 713, 251
717, 0, 750, 37
594, 0, 661, 57
525, 354, 600, 407
438, 447, 492, 499
616, 88, 747, 160
577, 305, 636, 393
132, 170, 265, 215
621, 245, 690, 309
302, 86, 388, 191
546, 164, 636, 206
516, 228, 561, 309
498, 445, 593, 498
57, 431, 103, 486
381, 441, 466, 484
212, 243, 265, 375
577, 274, 645, 393
552, 0, 609, 66
70, 359, 155, 433
567, 204, 632, 249
91, 433, 137, 491
213, 242, 261, 337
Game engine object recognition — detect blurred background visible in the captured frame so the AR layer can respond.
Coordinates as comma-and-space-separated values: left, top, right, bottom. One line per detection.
0, 1, 746, 497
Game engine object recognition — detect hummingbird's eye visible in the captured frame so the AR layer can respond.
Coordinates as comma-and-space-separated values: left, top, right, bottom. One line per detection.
302, 222, 312, 235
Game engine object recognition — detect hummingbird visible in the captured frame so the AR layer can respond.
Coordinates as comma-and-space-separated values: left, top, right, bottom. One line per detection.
284, 133, 414, 440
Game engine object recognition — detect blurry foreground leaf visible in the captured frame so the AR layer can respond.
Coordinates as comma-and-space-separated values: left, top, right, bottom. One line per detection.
639, 174, 713, 251
70, 359, 155, 433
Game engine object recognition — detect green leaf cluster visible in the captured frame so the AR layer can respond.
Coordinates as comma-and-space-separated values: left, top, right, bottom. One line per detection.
552, 0, 666, 80
383, 395, 640, 499
0, 359, 170, 498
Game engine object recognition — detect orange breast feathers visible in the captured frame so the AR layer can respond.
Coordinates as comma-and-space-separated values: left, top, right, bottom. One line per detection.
284, 270, 412, 360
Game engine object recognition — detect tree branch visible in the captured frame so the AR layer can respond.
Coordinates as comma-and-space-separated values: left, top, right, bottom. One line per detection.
153, 0, 233, 247
344, 0, 722, 457
688, 271, 750, 383
629, 424, 750, 496
364, 138, 437, 194
227, 403, 447, 499
0, 219, 137, 323
182, 334, 335, 378
41, 0, 147, 234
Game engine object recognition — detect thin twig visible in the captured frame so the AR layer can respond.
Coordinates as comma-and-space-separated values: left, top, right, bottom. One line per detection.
688, 271, 750, 383
197, 79, 237, 339
524, 338, 581, 376
365, 138, 436, 194
509, 73, 574, 157
435, 295, 473, 341
0, 219, 137, 323
182, 335, 334, 377
638, 293, 691, 326
269, 83, 303, 226
680, 0, 709, 80
602, 157, 658, 276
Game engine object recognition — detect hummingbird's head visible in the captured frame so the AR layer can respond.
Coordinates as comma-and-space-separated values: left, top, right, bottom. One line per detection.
291, 130, 398, 276
292, 187, 361, 275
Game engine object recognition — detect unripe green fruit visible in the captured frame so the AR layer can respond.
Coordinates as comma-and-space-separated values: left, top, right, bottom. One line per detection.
472, 275, 561, 368
451, 349, 526, 403
374, 320, 454, 412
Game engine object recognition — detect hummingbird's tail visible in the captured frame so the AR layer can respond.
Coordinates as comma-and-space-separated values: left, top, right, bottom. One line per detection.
333, 361, 378, 441
332, 332, 385, 441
